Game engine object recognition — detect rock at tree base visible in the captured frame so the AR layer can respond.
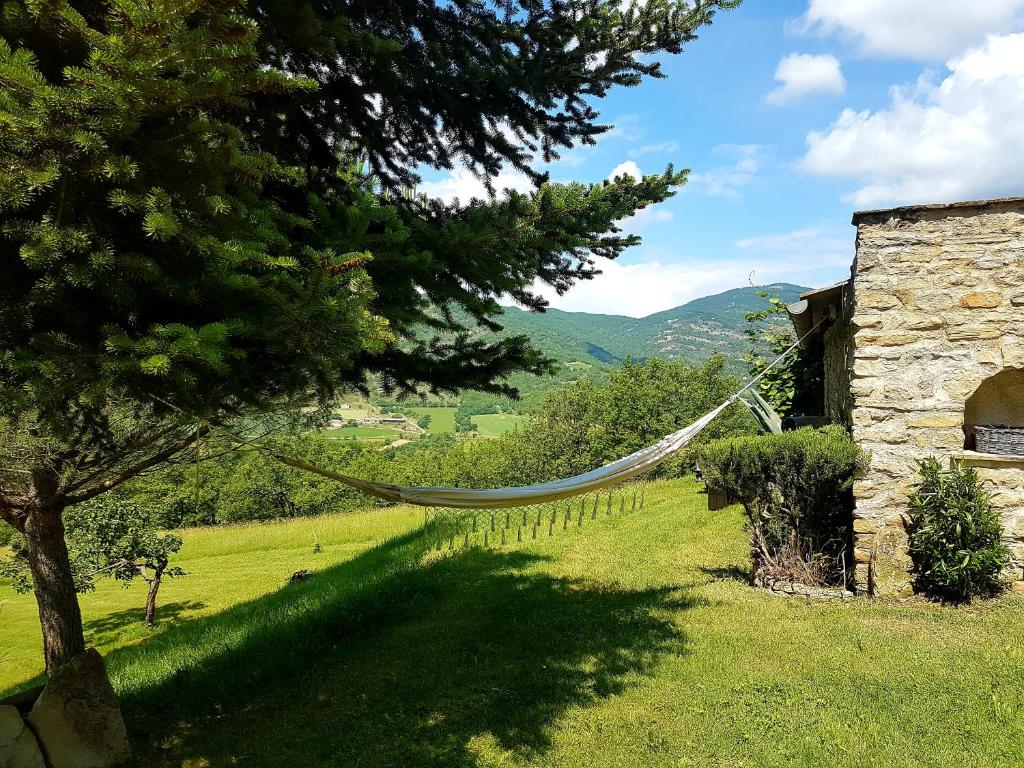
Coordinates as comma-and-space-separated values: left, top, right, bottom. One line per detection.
26, 649, 131, 768
0, 705, 46, 768
0, 688, 43, 718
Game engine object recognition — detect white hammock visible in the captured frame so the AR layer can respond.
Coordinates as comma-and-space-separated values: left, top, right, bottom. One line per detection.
271, 318, 822, 510
275, 397, 736, 509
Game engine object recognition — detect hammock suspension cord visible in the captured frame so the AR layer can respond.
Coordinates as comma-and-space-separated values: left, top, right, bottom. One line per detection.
272, 315, 826, 509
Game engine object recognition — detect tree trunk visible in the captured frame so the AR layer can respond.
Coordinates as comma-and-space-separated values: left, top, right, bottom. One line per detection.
23, 499, 86, 674
144, 567, 164, 627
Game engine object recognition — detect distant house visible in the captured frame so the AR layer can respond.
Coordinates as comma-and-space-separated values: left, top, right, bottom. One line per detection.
787, 197, 1024, 596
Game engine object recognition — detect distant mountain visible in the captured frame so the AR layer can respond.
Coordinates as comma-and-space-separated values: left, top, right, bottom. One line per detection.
492, 283, 808, 367
376, 283, 809, 413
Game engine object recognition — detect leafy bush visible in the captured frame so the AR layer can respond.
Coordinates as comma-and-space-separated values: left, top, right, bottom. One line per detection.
906, 458, 1009, 601
698, 426, 861, 587
0, 532, 97, 594
744, 289, 823, 418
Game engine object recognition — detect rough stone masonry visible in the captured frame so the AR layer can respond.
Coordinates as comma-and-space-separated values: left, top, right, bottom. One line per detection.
848, 198, 1024, 596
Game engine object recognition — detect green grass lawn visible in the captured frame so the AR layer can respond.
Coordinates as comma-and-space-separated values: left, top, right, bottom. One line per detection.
2, 479, 1023, 767
323, 425, 404, 439
406, 406, 457, 434
471, 412, 529, 436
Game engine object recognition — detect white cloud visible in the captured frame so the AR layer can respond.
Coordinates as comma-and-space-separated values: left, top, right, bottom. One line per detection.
798, 0, 1024, 60
801, 33, 1024, 207
766, 53, 845, 104
620, 207, 673, 231
586, 50, 609, 70
629, 141, 679, 158
686, 145, 761, 199
515, 246, 852, 317
604, 113, 646, 142
549, 150, 590, 168
608, 160, 643, 182
735, 224, 850, 255
418, 166, 534, 204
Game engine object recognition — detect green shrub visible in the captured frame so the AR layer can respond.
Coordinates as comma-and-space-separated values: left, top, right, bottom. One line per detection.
907, 458, 1009, 601
698, 426, 861, 587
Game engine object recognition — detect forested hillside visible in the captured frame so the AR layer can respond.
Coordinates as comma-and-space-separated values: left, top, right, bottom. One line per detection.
495, 283, 807, 365
386, 283, 807, 413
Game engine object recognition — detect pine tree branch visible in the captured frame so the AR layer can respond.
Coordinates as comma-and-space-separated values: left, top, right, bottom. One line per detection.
63, 427, 210, 506
60, 423, 198, 497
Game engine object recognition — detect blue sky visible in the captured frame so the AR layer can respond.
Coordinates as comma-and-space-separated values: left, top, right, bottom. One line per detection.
421, 1, 1024, 316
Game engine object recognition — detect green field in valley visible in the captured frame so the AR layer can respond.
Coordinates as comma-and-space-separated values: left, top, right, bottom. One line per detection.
471, 412, 529, 436
405, 406, 457, 434
323, 426, 404, 440
1, 479, 1022, 767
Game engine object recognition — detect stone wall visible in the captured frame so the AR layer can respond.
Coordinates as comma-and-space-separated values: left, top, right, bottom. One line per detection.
849, 199, 1024, 596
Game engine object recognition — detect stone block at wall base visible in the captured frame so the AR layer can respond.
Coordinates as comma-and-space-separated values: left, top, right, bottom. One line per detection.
871, 572, 914, 598
854, 525, 915, 597
26, 649, 131, 768
0, 705, 45, 768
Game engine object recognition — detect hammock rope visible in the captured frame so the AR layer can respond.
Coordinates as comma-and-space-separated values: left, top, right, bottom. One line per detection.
271, 316, 826, 509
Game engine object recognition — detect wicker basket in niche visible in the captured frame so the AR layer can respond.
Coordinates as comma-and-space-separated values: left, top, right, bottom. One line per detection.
974, 425, 1024, 456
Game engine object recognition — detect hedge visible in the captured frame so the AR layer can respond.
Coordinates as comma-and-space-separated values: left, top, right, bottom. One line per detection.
698, 426, 862, 587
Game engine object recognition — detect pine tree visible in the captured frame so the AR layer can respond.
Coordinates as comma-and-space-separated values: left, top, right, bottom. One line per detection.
1, 0, 737, 673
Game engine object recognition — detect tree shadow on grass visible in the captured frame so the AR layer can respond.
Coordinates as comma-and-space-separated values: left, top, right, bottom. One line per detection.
83, 600, 208, 646
0, 600, 210, 704
115, 529, 700, 767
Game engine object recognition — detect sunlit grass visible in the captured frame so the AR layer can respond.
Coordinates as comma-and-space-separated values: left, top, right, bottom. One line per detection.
406, 406, 458, 434
1, 479, 1022, 767
471, 412, 530, 436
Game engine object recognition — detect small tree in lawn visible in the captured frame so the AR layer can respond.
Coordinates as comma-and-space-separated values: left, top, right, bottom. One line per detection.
68, 498, 184, 627
1, 497, 184, 627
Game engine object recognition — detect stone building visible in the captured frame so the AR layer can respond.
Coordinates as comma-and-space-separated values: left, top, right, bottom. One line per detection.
788, 197, 1024, 596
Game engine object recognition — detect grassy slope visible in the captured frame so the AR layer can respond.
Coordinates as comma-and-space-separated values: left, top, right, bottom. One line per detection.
407, 406, 458, 434
1, 480, 1022, 767
471, 413, 530, 436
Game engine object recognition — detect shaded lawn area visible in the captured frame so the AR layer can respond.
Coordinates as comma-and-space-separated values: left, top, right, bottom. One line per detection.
1, 479, 1023, 767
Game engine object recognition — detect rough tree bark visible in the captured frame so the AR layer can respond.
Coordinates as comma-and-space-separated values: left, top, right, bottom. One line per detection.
22, 477, 86, 673
142, 562, 165, 627
1, 427, 205, 676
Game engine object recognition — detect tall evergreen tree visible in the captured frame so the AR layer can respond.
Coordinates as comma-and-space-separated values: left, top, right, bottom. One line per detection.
0, 0, 737, 673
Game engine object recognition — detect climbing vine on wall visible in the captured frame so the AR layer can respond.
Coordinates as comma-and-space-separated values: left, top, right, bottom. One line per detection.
744, 289, 823, 419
